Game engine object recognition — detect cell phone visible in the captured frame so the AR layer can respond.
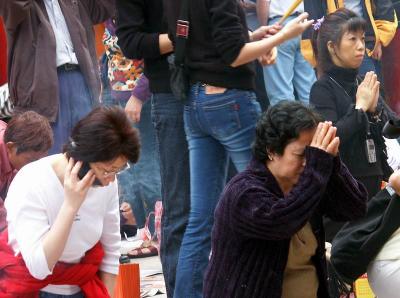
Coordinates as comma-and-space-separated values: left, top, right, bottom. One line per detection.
77, 161, 102, 186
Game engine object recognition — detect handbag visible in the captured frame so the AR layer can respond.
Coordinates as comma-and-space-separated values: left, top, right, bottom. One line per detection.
168, 0, 190, 101
330, 187, 400, 284
0, 84, 13, 119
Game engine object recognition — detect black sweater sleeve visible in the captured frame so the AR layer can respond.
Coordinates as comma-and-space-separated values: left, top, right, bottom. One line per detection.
321, 156, 368, 222
115, 0, 161, 60
310, 80, 369, 145
208, 0, 247, 65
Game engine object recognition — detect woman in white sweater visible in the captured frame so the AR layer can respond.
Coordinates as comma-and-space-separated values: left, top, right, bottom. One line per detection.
3, 106, 140, 297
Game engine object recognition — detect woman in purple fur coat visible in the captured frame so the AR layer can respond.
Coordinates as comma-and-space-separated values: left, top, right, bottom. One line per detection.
203, 101, 368, 298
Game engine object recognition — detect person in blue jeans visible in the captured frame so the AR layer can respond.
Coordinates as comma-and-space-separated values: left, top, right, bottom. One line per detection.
260, 0, 317, 105
163, 0, 314, 295
99, 35, 161, 237
115, 1, 191, 296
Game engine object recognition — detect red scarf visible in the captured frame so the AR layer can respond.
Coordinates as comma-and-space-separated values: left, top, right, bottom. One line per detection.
0, 229, 111, 298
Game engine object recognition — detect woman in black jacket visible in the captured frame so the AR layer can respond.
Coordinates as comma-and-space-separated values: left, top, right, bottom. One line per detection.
310, 8, 395, 241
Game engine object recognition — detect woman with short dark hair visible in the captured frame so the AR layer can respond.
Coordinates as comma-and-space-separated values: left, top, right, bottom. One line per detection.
1, 106, 140, 297
203, 101, 367, 298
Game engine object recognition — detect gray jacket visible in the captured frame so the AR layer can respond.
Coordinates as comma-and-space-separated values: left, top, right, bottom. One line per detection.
0, 0, 114, 121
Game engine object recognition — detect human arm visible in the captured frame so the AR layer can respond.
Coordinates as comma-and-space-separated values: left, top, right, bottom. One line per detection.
41, 159, 95, 271
116, 0, 172, 59
0, 0, 33, 30
99, 271, 117, 297
256, 0, 270, 26
230, 13, 313, 67
125, 75, 150, 123
99, 181, 121, 295
310, 81, 370, 144
321, 156, 368, 222
81, 0, 115, 25
371, 40, 382, 60
230, 147, 334, 240
4, 159, 95, 279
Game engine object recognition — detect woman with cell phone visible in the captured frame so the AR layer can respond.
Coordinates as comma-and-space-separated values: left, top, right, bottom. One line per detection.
1, 106, 140, 297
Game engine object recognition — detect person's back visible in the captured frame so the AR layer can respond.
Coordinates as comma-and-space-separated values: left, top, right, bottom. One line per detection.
164, 0, 255, 90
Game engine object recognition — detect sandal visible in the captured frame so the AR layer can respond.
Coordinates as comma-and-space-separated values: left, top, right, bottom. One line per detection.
127, 242, 158, 259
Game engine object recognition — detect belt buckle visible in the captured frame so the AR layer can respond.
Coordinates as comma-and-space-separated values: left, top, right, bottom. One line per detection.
64, 63, 76, 71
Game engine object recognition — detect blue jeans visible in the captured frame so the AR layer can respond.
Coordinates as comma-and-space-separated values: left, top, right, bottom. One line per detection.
39, 292, 84, 298
359, 54, 383, 82
174, 84, 261, 298
101, 85, 161, 232
151, 93, 191, 298
263, 15, 316, 105
49, 69, 93, 154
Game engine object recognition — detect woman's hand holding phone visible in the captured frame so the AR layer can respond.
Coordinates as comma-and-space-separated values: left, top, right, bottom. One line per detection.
63, 158, 96, 212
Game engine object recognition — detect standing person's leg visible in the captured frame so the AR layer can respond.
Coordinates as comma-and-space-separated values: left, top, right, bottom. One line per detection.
359, 55, 383, 82
292, 38, 316, 104
174, 85, 229, 298
174, 86, 261, 298
263, 17, 297, 105
129, 101, 161, 234
151, 93, 190, 298
50, 69, 93, 154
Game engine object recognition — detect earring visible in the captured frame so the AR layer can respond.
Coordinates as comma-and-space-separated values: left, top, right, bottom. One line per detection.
267, 154, 273, 161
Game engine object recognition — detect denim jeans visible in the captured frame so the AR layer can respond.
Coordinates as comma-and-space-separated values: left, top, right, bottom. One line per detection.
49, 69, 93, 154
39, 292, 84, 298
151, 93, 190, 298
263, 15, 316, 105
359, 54, 383, 82
173, 84, 261, 298
101, 80, 161, 232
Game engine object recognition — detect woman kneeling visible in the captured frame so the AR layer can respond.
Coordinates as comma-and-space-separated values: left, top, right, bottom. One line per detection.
203, 101, 368, 298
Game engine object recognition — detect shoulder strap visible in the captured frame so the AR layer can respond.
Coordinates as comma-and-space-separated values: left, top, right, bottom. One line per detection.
174, 0, 190, 66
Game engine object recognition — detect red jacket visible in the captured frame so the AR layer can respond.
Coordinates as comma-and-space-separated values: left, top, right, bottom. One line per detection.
0, 18, 6, 86
0, 229, 110, 298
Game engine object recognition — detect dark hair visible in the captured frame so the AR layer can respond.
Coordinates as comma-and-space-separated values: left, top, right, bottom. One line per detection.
4, 111, 53, 154
63, 106, 140, 164
252, 101, 322, 162
312, 8, 367, 75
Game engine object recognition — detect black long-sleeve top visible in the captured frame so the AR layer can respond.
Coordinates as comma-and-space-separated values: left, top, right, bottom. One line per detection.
310, 66, 390, 179
203, 147, 367, 298
163, 0, 255, 90
116, 0, 171, 93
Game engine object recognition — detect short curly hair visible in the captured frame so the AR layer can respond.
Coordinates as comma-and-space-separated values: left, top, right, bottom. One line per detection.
4, 111, 53, 154
252, 101, 322, 162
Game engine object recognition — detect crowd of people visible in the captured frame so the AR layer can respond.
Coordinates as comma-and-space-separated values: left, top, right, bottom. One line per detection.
0, 0, 400, 297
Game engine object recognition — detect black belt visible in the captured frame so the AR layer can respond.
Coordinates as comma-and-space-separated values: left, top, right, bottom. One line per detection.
57, 63, 80, 72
